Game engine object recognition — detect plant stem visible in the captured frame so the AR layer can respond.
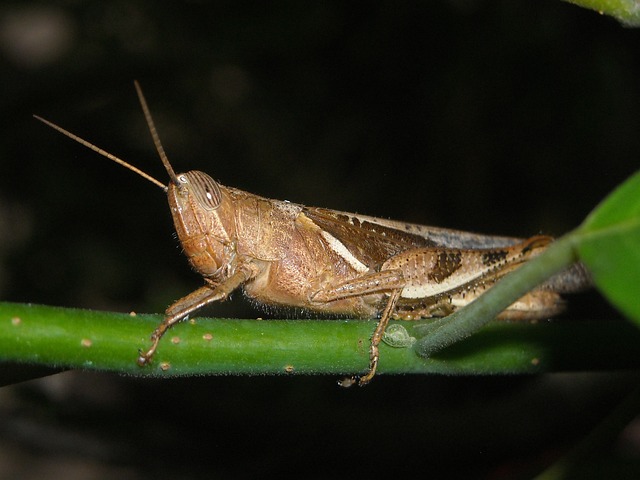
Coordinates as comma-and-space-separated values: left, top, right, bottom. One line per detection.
1, 301, 639, 380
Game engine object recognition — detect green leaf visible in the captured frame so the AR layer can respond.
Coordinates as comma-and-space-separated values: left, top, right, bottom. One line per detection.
577, 169, 640, 324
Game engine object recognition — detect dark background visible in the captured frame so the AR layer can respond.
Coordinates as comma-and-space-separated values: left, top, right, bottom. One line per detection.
0, 1, 639, 478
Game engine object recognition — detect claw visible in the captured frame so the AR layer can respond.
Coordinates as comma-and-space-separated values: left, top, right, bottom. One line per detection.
137, 335, 160, 367
137, 350, 152, 367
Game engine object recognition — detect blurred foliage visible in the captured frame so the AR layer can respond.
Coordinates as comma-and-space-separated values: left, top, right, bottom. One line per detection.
565, 0, 640, 26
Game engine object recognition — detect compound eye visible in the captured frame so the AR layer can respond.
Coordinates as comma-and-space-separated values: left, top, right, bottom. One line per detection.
184, 171, 222, 209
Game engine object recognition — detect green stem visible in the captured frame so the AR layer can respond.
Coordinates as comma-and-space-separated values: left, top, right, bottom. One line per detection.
1, 301, 639, 380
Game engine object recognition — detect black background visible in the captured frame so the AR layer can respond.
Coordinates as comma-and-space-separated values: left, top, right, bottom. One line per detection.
0, 1, 638, 478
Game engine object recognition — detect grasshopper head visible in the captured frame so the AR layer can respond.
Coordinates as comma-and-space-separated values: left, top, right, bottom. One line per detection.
168, 171, 238, 279
128, 82, 239, 280
35, 83, 240, 281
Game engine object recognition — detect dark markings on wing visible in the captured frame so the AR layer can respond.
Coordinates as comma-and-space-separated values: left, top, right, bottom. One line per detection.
428, 252, 463, 283
481, 250, 508, 267
303, 207, 438, 268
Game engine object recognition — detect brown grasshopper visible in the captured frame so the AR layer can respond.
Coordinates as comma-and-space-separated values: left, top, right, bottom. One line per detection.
35, 82, 590, 386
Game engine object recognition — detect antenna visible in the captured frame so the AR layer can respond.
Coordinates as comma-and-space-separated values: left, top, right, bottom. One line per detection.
133, 80, 181, 187
33, 114, 167, 191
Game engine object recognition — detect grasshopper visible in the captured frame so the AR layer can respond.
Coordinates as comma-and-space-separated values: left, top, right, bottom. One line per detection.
35, 82, 590, 386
